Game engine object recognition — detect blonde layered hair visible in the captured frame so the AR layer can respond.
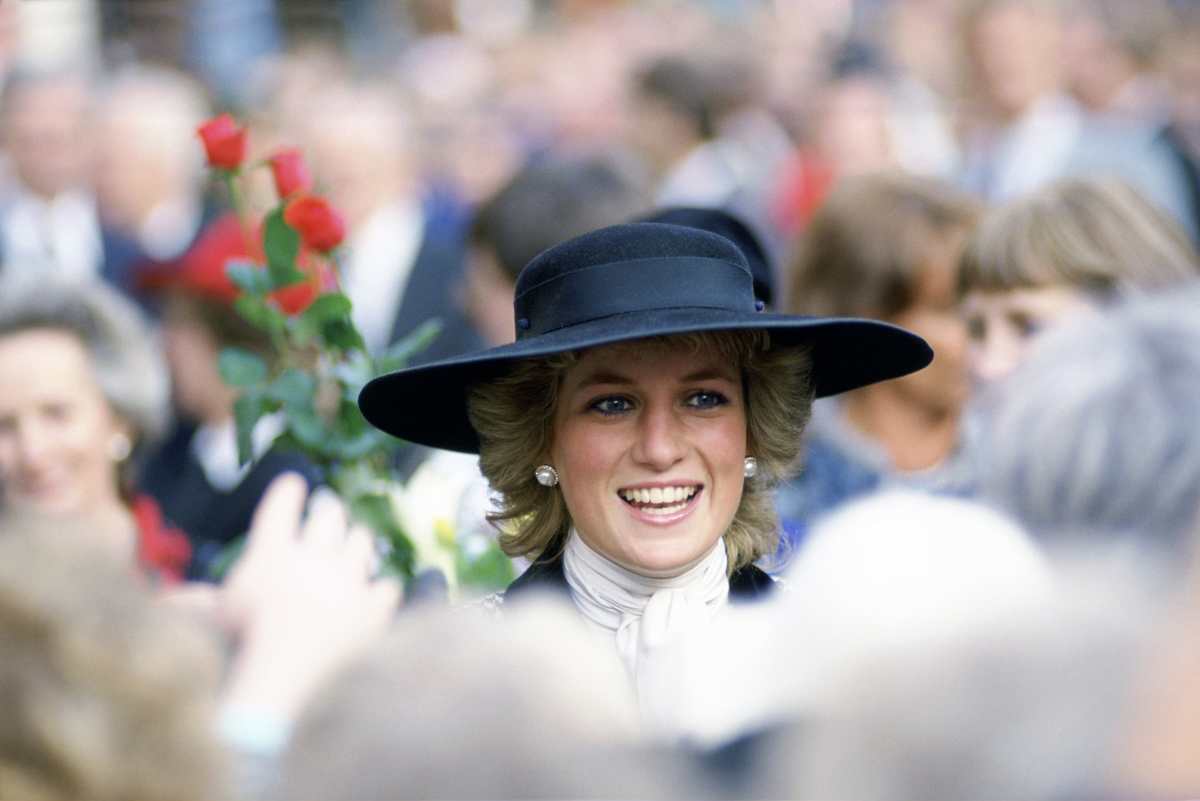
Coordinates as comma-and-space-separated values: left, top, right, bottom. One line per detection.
959, 177, 1200, 295
468, 331, 813, 571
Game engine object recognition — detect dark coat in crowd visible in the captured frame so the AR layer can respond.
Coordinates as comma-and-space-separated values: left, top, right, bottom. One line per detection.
139, 421, 321, 580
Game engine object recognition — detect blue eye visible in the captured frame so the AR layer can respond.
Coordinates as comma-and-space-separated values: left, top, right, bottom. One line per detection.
590, 396, 632, 416
687, 391, 728, 409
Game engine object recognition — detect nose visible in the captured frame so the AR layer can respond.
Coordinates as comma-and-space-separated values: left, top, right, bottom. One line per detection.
0, 419, 49, 481
971, 327, 1022, 385
631, 400, 686, 471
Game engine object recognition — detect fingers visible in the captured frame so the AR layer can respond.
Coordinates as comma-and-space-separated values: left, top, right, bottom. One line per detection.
368, 577, 403, 619
302, 487, 348, 551
247, 472, 309, 554
343, 523, 378, 578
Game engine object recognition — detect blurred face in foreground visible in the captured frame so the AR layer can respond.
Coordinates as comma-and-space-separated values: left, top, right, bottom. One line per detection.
550, 339, 747, 577
962, 285, 1096, 384
0, 329, 128, 515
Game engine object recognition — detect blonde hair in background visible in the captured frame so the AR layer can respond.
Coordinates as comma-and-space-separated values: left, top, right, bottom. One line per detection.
959, 176, 1200, 295
0, 532, 226, 801
468, 331, 813, 572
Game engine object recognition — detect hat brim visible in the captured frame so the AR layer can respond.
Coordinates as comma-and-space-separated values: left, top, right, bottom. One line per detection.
359, 308, 932, 453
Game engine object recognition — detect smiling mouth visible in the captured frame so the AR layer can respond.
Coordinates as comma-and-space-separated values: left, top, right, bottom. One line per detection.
618, 484, 702, 516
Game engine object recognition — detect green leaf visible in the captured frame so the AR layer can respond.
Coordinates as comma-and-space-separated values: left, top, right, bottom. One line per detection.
301, 292, 353, 326
456, 536, 516, 591
218, 347, 268, 388
264, 207, 304, 288
320, 317, 366, 353
283, 406, 328, 450
333, 430, 385, 461
266, 368, 316, 410
232, 390, 268, 465
226, 259, 274, 295
234, 294, 287, 336
378, 318, 442, 372
349, 492, 414, 577
333, 351, 376, 401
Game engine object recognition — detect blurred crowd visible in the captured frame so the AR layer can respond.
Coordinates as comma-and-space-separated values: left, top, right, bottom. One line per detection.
3, 0, 1200, 798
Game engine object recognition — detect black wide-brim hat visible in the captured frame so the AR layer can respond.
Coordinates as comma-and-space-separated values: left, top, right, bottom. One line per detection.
360, 223, 932, 453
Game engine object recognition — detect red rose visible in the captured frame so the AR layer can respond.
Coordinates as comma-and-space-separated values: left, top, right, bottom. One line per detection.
268, 148, 313, 198
284, 194, 346, 252
196, 114, 247, 170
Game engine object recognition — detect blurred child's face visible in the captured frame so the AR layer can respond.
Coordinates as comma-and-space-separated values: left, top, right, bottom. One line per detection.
963, 284, 1097, 385
885, 229, 971, 416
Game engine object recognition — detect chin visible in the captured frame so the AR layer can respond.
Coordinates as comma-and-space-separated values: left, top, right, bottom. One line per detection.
620, 533, 720, 578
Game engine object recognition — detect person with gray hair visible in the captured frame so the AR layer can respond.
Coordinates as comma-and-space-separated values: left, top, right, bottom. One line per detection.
977, 282, 1200, 577
0, 278, 189, 580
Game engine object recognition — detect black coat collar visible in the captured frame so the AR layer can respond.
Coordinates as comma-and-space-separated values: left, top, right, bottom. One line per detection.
505, 550, 775, 602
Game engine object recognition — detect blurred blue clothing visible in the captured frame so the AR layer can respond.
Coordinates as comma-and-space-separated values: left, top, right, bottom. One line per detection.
773, 399, 977, 568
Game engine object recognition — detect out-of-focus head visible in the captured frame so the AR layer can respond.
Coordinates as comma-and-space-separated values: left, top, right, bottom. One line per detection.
1061, 0, 1172, 113
1162, 10, 1200, 149
789, 171, 981, 414
0, 533, 225, 800
979, 284, 1200, 579
963, 0, 1064, 120
93, 65, 211, 238
0, 280, 169, 515
278, 599, 680, 800
466, 152, 647, 346
745, 492, 1146, 798
303, 80, 413, 229
0, 68, 93, 199
629, 55, 722, 174
960, 176, 1200, 384
809, 43, 896, 175
780, 491, 1055, 695
767, 492, 1143, 798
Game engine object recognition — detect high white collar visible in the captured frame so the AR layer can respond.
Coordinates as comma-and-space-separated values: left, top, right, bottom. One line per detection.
563, 530, 728, 662
563, 530, 730, 736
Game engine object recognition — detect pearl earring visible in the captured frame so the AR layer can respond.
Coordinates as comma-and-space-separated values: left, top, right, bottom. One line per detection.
109, 433, 133, 462
743, 457, 758, 478
534, 464, 559, 487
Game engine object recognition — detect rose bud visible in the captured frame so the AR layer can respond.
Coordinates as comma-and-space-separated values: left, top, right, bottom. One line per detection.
284, 194, 346, 253
196, 114, 247, 170
268, 148, 313, 198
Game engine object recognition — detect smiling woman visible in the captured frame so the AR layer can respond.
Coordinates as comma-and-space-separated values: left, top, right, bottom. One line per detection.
0, 280, 190, 582
469, 330, 811, 578
358, 222, 932, 730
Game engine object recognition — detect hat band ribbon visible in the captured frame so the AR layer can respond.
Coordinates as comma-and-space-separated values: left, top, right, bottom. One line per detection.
516, 257, 754, 338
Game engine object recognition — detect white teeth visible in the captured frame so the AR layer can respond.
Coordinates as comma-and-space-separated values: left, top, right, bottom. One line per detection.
643, 501, 687, 515
619, 486, 699, 506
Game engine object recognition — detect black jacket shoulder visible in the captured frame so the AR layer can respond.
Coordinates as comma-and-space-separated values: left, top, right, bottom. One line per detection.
505, 552, 775, 603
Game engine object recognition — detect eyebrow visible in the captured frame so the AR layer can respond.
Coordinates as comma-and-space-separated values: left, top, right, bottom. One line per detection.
572, 366, 739, 391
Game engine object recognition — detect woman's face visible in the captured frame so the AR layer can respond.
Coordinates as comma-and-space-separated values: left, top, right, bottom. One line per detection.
0, 329, 129, 515
962, 285, 1097, 385
550, 340, 747, 577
